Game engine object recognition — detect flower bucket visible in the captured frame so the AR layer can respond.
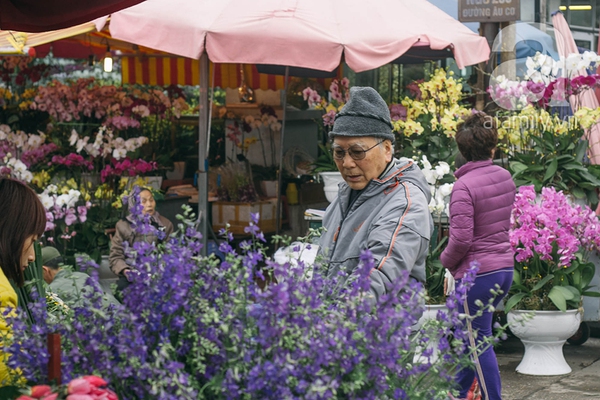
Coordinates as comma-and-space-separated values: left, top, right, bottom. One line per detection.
212, 200, 277, 235
319, 171, 344, 203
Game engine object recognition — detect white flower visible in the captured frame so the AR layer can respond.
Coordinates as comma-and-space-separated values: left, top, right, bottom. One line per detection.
93, 132, 104, 148
56, 194, 70, 207
27, 134, 44, 148
38, 193, 54, 209
113, 137, 125, 148
66, 189, 81, 207
113, 148, 127, 160
85, 143, 100, 157
270, 122, 282, 131
135, 136, 148, 147
124, 139, 138, 152
46, 184, 58, 194
434, 162, 450, 177
439, 183, 454, 197
11, 131, 27, 149
69, 130, 79, 146
422, 169, 437, 185
565, 53, 581, 74
420, 155, 432, 170
76, 137, 89, 153
19, 170, 33, 183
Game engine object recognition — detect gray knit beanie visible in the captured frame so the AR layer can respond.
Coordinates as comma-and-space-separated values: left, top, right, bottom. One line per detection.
329, 86, 394, 142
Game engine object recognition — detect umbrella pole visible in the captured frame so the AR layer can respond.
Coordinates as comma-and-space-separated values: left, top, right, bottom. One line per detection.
275, 66, 289, 236
198, 52, 209, 256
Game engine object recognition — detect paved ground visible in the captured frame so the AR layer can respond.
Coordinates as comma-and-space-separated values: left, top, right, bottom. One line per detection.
497, 330, 600, 399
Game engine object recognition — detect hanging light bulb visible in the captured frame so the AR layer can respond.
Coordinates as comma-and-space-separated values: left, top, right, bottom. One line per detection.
103, 45, 113, 72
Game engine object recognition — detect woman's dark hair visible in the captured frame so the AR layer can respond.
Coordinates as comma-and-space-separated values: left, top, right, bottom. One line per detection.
0, 178, 47, 286
455, 112, 498, 162
454, 152, 468, 169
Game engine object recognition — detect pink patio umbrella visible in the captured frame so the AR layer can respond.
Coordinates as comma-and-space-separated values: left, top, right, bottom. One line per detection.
109, 0, 489, 72
107, 0, 491, 245
552, 11, 600, 165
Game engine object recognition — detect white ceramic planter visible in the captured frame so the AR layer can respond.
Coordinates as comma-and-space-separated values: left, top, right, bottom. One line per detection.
319, 171, 344, 203
507, 309, 581, 376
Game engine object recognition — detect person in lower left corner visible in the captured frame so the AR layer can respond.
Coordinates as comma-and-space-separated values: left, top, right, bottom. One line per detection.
109, 187, 174, 299
0, 178, 47, 387
42, 246, 120, 308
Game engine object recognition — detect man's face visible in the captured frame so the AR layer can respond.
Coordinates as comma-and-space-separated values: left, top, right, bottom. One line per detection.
332, 136, 392, 190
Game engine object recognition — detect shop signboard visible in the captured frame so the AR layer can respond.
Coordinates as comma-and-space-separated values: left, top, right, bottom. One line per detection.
458, 0, 520, 23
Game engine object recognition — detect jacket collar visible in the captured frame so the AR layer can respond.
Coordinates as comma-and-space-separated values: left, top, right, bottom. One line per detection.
455, 159, 493, 179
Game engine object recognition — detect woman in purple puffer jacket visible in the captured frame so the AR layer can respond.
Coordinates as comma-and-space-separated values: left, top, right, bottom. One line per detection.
441, 112, 516, 400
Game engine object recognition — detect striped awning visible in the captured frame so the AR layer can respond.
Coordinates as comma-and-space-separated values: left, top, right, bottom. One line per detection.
121, 56, 338, 90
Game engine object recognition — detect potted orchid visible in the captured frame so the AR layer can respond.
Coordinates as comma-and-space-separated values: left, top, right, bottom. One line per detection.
506, 185, 600, 312
505, 185, 600, 375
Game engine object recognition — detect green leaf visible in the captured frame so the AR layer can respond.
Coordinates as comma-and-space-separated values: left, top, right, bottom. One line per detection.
561, 162, 586, 171
574, 140, 589, 162
582, 290, 600, 297
504, 293, 529, 312
543, 158, 558, 183
548, 287, 568, 311
562, 285, 580, 299
509, 161, 528, 174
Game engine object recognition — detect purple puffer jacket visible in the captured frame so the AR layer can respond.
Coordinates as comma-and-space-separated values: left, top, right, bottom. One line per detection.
440, 160, 516, 279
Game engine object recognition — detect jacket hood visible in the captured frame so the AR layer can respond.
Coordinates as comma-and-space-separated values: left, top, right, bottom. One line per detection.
386, 158, 432, 204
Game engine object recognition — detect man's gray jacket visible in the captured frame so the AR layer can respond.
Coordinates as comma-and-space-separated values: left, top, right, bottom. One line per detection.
318, 158, 433, 304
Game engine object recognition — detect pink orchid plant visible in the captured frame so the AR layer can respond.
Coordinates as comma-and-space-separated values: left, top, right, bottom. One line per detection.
506, 185, 600, 311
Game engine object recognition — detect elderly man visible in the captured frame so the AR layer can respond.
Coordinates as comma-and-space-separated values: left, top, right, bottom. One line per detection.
318, 86, 433, 307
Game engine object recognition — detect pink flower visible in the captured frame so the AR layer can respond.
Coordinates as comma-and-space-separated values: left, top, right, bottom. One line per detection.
82, 375, 108, 388
67, 378, 91, 394
30, 384, 53, 398
65, 395, 94, 400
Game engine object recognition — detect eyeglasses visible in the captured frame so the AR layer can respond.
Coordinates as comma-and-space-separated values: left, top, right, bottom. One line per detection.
332, 141, 383, 161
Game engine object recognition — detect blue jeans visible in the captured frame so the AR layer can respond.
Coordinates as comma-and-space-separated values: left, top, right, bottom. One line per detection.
456, 267, 513, 400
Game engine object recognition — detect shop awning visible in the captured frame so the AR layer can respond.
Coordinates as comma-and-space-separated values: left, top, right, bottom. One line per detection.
121, 57, 339, 90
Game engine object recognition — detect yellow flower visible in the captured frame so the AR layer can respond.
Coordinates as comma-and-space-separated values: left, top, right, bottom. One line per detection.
325, 103, 338, 113
402, 119, 424, 136
31, 171, 51, 188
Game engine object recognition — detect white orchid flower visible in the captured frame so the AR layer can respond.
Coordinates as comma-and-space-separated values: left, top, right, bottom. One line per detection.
434, 162, 450, 177
27, 134, 43, 148
420, 155, 432, 170
76, 137, 89, 153
69, 130, 79, 146
85, 143, 100, 157
565, 53, 581, 74
39, 193, 54, 209
113, 148, 127, 160
439, 183, 454, 197
56, 194, 69, 207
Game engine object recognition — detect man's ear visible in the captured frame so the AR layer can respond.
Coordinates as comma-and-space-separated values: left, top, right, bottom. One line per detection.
384, 140, 394, 162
